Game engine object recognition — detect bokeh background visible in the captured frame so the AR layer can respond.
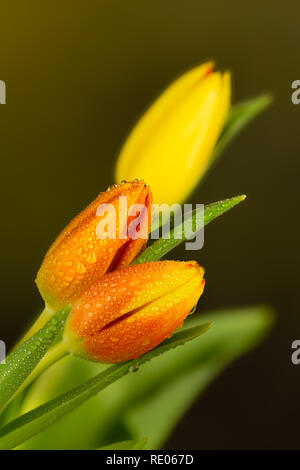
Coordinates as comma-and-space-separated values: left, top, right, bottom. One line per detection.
1, 0, 299, 449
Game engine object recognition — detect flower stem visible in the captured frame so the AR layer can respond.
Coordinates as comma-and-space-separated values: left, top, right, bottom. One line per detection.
13, 341, 70, 399
13, 305, 55, 351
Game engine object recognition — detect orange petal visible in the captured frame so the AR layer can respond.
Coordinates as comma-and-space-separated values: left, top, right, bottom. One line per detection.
36, 181, 152, 309
68, 260, 204, 338
65, 260, 205, 363
83, 276, 205, 363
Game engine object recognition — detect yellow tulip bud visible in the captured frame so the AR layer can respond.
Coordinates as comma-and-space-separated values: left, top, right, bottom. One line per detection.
115, 62, 230, 204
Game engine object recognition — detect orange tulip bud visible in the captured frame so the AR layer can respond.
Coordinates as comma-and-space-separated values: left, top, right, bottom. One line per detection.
64, 261, 205, 363
36, 181, 152, 310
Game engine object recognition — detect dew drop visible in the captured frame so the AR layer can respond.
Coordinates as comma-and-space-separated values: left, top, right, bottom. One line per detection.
76, 262, 86, 274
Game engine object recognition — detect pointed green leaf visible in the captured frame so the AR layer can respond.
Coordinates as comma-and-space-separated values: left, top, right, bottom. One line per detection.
20, 306, 273, 450
123, 305, 274, 449
206, 94, 272, 176
0, 322, 211, 450
134, 195, 246, 264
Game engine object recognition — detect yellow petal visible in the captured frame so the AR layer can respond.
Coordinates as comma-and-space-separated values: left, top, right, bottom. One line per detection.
115, 64, 230, 205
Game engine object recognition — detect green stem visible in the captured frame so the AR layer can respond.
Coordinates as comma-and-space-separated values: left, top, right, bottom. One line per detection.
13, 306, 55, 351
11, 341, 70, 402
0, 308, 71, 414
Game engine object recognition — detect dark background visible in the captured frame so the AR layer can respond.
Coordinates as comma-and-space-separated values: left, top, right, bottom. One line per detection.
1, 1, 299, 449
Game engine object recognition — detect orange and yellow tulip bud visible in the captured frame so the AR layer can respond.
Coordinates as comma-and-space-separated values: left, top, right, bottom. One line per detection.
115, 62, 230, 205
36, 181, 152, 310
64, 260, 205, 363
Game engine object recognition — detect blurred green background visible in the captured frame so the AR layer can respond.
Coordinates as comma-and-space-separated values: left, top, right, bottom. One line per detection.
0, 0, 299, 449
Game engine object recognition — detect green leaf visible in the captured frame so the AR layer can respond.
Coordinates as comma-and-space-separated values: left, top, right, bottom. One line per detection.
207, 94, 272, 175
0, 308, 70, 414
0, 323, 211, 450
134, 195, 246, 264
122, 305, 273, 449
19, 305, 273, 450
98, 438, 147, 450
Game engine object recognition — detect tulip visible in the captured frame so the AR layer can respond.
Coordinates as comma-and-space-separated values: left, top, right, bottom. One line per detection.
36, 181, 152, 311
115, 62, 230, 205
64, 260, 205, 363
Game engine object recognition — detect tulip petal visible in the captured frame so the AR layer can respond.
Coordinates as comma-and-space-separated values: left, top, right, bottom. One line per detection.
65, 260, 205, 363
36, 181, 152, 309
67, 261, 203, 338
83, 276, 205, 363
115, 62, 213, 183
115, 63, 230, 204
